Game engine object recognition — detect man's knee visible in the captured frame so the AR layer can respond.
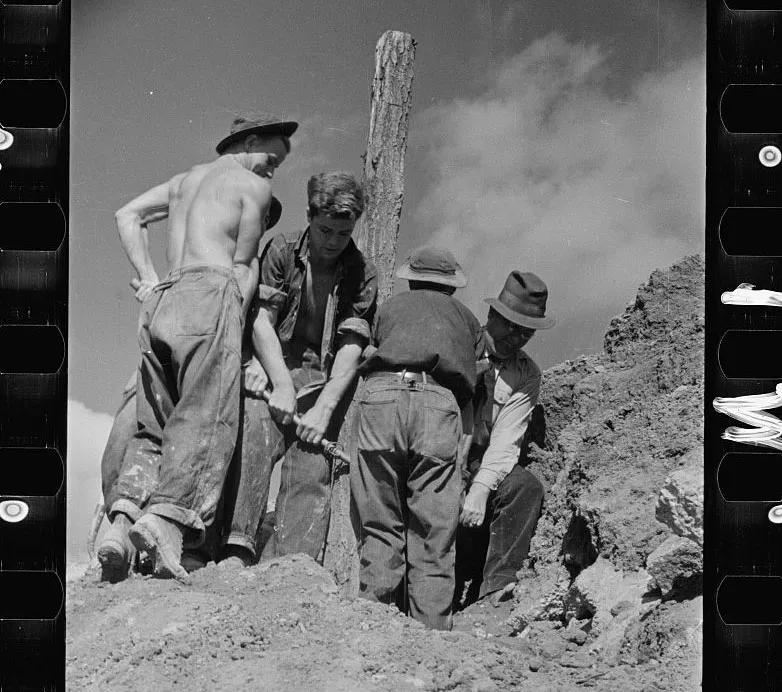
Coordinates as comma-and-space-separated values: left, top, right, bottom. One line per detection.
495, 465, 544, 510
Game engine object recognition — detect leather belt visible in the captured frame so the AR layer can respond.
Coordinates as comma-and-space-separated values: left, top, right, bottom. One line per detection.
366, 369, 436, 386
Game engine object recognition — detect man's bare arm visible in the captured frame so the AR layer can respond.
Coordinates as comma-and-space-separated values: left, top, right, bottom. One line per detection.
115, 176, 181, 289
233, 257, 260, 318
252, 306, 296, 424
296, 334, 363, 446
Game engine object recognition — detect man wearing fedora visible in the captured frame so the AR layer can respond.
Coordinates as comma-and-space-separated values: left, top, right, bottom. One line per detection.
454, 271, 553, 607
96, 113, 296, 582
352, 246, 484, 631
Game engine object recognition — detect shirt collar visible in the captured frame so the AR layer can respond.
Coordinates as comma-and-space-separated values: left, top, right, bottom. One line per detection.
490, 347, 526, 370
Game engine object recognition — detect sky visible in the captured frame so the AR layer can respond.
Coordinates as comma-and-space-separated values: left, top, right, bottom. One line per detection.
68, 0, 705, 561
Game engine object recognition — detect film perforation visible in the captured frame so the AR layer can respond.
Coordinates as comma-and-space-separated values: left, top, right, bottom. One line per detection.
707, 0, 782, 686
0, 0, 69, 687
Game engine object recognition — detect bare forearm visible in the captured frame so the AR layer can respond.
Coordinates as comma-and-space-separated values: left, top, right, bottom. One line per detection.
233, 259, 259, 318
252, 312, 293, 392
116, 213, 159, 282
316, 338, 362, 414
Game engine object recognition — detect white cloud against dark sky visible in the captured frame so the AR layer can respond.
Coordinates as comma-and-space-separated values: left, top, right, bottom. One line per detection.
412, 33, 704, 362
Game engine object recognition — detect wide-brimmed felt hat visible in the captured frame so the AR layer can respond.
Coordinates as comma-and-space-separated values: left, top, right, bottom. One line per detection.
484, 271, 555, 330
215, 112, 299, 154
266, 196, 282, 231
396, 246, 467, 288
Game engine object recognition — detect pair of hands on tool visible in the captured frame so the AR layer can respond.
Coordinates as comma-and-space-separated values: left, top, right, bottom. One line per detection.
244, 357, 331, 446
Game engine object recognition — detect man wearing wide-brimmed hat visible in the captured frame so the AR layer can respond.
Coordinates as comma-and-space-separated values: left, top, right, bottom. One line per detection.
352, 246, 484, 631
95, 112, 297, 582
454, 271, 554, 608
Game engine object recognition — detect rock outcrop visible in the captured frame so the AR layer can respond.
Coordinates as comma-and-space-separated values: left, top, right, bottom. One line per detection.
509, 255, 704, 673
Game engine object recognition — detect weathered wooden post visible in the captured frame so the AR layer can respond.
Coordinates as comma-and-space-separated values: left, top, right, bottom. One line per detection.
323, 30, 416, 592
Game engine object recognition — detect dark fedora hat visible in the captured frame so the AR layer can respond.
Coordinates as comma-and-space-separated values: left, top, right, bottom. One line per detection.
484, 271, 555, 329
396, 245, 467, 288
216, 112, 299, 154
266, 196, 282, 231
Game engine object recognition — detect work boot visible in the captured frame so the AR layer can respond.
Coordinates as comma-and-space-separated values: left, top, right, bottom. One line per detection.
218, 545, 254, 570
180, 549, 208, 573
128, 514, 190, 583
96, 513, 136, 583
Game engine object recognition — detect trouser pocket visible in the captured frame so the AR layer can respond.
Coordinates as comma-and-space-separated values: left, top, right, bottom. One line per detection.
420, 388, 461, 463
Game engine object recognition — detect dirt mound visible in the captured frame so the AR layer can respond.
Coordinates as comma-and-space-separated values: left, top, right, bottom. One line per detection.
67, 255, 704, 691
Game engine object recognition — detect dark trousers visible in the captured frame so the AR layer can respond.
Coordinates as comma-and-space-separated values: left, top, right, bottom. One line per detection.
351, 375, 463, 631
111, 265, 243, 547
216, 394, 282, 558
455, 464, 544, 603
101, 376, 145, 514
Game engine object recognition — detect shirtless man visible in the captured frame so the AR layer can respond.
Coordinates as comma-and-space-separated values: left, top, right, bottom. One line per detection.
101, 117, 289, 581
95, 114, 295, 582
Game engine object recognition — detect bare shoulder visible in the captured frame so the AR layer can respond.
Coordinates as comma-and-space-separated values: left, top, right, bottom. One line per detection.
236, 170, 272, 202
168, 166, 204, 194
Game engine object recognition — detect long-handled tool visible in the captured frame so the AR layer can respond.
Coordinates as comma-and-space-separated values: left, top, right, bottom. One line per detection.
259, 388, 351, 468
87, 502, 106, 560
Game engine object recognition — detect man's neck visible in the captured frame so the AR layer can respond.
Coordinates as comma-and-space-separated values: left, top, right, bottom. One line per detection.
229, 153, 260, 171
489, 348, 517, 366
307, 238, 341, 271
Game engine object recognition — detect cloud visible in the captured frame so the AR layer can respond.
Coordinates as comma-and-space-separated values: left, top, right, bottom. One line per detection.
67, 399, 115, 564
412, 33, 704, 364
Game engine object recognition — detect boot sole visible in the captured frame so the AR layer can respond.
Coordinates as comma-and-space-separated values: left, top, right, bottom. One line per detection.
129, 519, 190, 583
96, 539, 131, 583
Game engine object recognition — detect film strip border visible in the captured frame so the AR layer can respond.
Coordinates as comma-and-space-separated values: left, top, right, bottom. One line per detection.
707, 0, 782, 688
0, 1, 69, 689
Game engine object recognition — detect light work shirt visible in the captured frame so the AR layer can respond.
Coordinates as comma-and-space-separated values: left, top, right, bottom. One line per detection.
471, 348, 541, 491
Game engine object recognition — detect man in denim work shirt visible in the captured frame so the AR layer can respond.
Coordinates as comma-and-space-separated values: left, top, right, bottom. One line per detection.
239, 171, 378, 563
455, 271, 554, 606
353, 246, 483, 631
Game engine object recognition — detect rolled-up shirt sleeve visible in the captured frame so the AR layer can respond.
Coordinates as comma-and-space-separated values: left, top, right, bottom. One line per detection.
335, 263, 378, 346
472, 365, 541, 491
256, 235, 289, 314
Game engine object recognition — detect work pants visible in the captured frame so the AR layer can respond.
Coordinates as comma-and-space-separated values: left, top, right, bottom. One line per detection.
352, 374, 462, 631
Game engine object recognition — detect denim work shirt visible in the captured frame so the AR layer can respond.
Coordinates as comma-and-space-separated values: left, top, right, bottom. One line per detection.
253, 227, 379, 377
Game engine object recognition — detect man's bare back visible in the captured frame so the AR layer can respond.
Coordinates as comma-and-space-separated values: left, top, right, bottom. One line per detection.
116, 152, 277, 302
167, 156, 274, 271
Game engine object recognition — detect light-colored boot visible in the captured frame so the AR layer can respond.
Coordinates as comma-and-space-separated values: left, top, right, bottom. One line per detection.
96, 513, 136, 583
128, 513, 190, 583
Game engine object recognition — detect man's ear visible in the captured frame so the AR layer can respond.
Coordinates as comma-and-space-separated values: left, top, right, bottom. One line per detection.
306, 207, 312, 223
244, 134, 259, 152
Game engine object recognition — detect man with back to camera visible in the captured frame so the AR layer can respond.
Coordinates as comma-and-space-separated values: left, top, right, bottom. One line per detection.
97, 113, 295, 581
454, 271, 554, 607
352, 245, 484, 631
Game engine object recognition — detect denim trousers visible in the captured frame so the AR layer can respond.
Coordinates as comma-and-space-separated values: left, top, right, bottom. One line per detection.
101, 380, 266, 559
263, 351, 355, 561
111, 265, 243, 547
351, 375, 463, 631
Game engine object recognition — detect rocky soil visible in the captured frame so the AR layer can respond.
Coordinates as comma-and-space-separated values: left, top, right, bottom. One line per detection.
67, 255, 704, 691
